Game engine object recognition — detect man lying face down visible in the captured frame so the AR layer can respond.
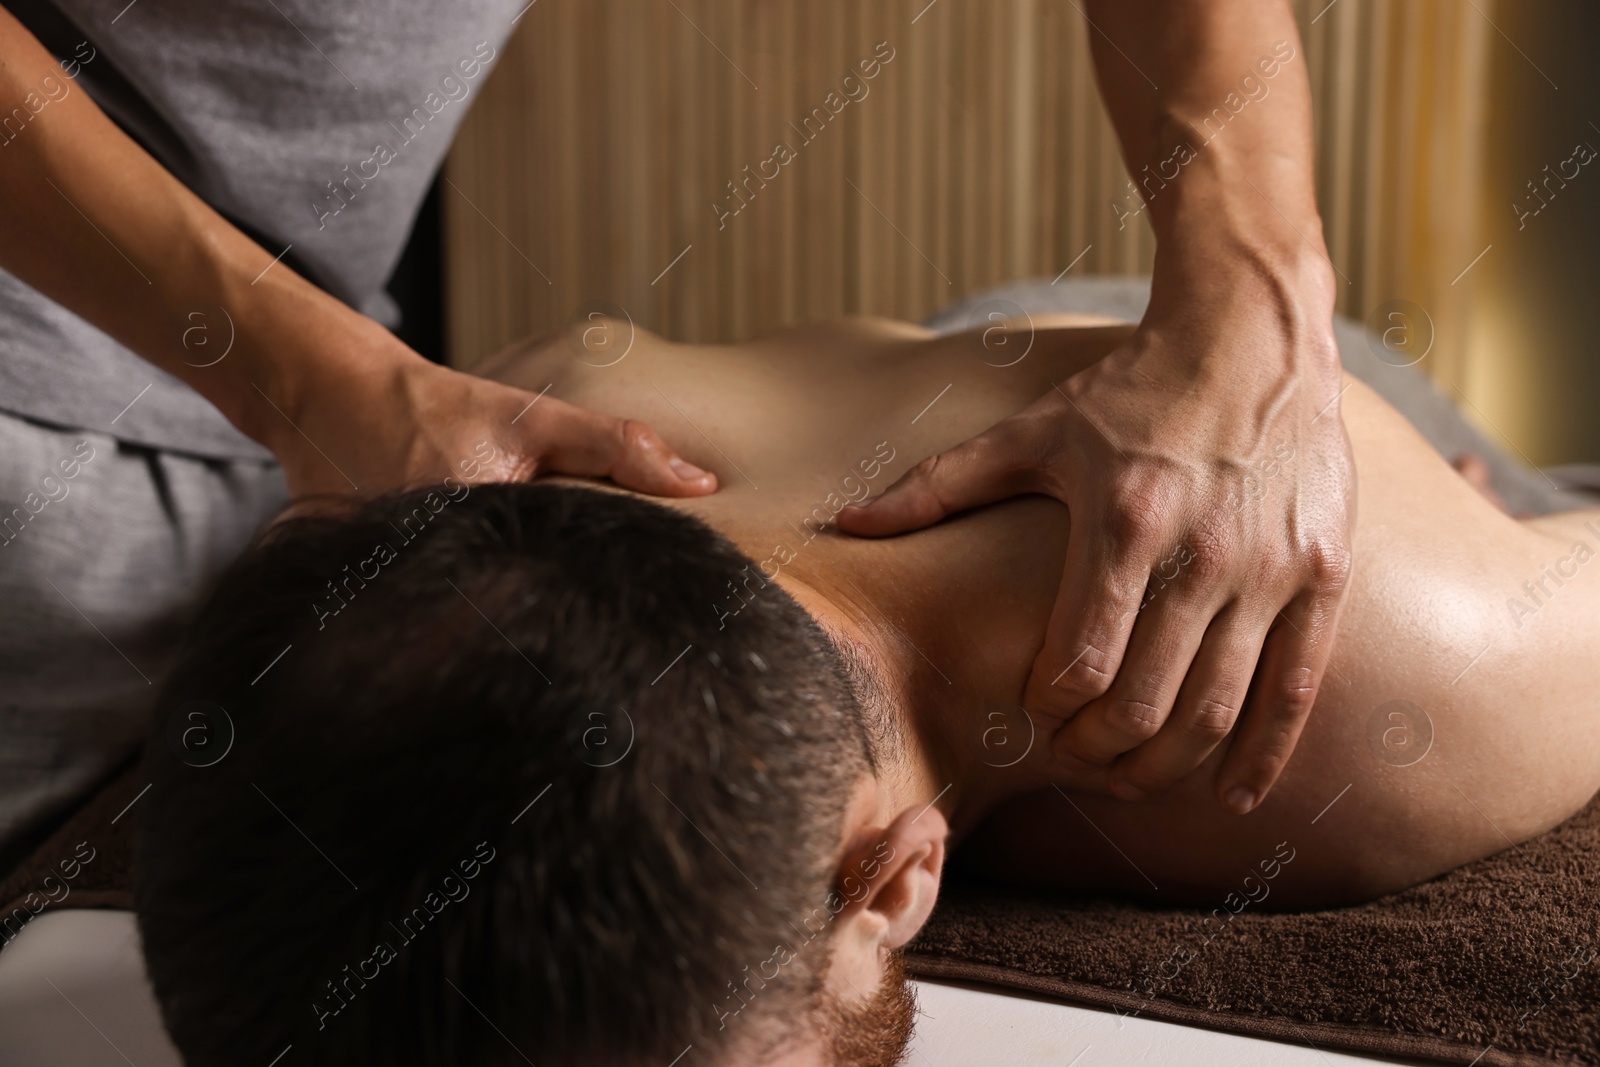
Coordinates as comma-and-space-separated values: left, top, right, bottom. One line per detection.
136, 483, 947, 1067
137, 317, 1600, 1066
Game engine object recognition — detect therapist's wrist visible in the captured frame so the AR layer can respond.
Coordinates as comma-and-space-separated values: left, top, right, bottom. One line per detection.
136, 208, 401, 450
1136, 123, 1334, 315
215, 260, 423, 459
1144, 178, 1339, 374
1135, 232, 1341, 402
1150, 236, 1336, 341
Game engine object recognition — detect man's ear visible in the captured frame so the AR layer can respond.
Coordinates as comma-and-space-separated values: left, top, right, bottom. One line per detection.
836, 804, 948, 950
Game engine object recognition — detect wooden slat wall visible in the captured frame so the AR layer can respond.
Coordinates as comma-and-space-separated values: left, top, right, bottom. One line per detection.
444, 0, 1494, 392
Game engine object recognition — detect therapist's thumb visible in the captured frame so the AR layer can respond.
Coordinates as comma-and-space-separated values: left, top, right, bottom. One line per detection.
836, 421, 1037, 537
537, 402, 718, 497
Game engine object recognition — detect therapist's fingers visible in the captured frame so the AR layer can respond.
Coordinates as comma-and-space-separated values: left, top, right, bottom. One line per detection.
835, 416, 1041, 537
1214, 584, 1344, 814
1105, 605, 1268, 800
1023, 505, 1159, 723
1050, 569, 1213, 769
533, 400, 718, 497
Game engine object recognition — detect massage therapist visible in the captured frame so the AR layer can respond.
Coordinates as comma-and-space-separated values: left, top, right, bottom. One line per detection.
0, 0, 1346, 873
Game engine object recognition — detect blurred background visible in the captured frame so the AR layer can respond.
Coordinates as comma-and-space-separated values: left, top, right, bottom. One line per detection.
390, 0, 1599, 467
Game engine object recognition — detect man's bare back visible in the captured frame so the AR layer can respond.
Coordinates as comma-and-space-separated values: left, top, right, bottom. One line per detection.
486, 314, 1600, 908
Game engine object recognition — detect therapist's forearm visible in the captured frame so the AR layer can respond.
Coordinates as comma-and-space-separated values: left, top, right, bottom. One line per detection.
0, 6, 405, 451
1082, 0, 1335, 332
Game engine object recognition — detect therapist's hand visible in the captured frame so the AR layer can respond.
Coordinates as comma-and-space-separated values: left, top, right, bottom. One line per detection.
841, 0, 1359, 814
250, 333, 717, 499
838, 262, 1353, 814
0, 6, 715, 506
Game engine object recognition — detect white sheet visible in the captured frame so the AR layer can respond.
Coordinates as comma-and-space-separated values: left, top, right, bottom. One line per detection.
907, 978, 1428, 1066
0, 910, 181, 1067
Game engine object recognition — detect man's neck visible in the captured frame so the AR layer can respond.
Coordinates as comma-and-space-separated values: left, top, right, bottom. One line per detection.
778, 559, 1043, 841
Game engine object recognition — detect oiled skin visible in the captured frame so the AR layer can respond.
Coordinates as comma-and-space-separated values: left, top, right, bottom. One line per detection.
483, 314, 1600, 908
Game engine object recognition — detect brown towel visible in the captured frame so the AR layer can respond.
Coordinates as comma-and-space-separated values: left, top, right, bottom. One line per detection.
907, 795, 1600, 1066
0, 766, 140, 943
4, 770, 1596, 1065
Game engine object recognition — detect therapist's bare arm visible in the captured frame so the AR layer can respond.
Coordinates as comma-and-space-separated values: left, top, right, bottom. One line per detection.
840, 0, 1352, 815
0, 8, 715, 498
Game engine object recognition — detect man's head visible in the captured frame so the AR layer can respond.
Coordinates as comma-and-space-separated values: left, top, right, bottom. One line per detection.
136, 482, 945, 1067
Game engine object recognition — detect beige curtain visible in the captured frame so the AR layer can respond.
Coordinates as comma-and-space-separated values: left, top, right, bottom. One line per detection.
444, 0, 1493, 394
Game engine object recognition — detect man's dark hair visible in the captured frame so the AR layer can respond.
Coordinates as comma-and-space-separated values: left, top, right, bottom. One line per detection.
135, 482, 875, 1066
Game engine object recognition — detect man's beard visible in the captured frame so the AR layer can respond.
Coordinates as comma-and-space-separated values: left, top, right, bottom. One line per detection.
814, 951, 916, 1067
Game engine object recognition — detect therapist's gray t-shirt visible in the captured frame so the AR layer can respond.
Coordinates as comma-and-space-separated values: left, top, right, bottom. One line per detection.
0, 0, 522, 459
